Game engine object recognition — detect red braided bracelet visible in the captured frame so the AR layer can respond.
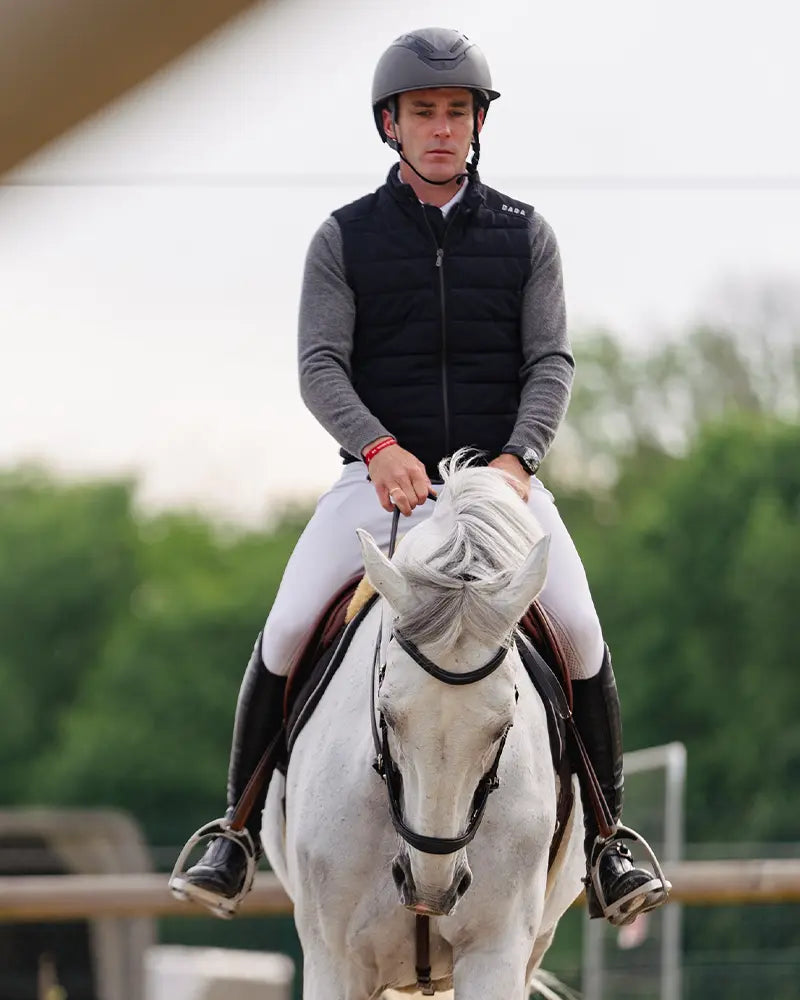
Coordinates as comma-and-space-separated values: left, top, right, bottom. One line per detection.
363, 437, 397, 465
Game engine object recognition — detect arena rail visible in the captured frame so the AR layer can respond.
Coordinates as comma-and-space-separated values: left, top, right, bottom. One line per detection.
1, 861, 799, 922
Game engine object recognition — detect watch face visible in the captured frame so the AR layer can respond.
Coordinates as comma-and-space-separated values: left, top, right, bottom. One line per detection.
522, 449, 540, 473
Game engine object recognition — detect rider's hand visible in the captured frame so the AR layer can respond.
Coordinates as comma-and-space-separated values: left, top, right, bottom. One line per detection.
488, 453, 531, 503
363, 438, 432, 516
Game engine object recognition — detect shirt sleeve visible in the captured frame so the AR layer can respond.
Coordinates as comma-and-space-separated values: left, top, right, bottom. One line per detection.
297, 216, 392, 458
504, 212, 575, 461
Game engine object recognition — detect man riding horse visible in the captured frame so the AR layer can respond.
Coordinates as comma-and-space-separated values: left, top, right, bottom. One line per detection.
172, 26, 670, 926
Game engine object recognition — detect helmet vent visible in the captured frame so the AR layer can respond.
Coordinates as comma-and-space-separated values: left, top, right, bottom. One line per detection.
398, 34, 470, 70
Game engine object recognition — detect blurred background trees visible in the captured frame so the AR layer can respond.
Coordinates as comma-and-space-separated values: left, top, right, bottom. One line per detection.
6, 287, 797, 848
2, 415, 798, 846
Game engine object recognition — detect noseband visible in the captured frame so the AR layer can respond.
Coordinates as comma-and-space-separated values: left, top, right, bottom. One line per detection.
370, 505, 516, 856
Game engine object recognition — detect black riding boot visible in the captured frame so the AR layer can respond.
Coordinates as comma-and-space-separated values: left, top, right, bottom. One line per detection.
572, 646, 668, 924
181, 632, 287, 902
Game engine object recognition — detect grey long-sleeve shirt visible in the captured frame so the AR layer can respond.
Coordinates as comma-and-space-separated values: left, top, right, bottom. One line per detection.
298, 209, 574, 464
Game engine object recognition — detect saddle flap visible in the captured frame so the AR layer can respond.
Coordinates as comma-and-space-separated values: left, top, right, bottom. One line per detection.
283, 573, 364, 717
520, 600, 573, 711
517, 603, 575, 868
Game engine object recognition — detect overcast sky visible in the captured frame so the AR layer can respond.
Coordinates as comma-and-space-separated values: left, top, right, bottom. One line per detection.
2, 0, 798, 523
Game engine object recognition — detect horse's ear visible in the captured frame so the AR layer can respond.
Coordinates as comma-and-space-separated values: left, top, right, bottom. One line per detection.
356, 528, 414, 614
504, 534, 551, 623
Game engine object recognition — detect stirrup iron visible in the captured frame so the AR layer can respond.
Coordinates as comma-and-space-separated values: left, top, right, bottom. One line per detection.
588, 824, 672, 927
168, 817, 257, 919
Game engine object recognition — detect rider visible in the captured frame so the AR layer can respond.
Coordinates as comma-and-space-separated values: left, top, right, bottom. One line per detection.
173, 26, 669, 925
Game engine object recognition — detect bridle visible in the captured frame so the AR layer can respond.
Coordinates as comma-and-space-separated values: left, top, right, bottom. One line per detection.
367, 499, 521, 995
370, 502, 517, 857
374, 631, 514, 856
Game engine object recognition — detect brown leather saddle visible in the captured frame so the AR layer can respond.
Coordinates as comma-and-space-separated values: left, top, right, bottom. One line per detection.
282, 575, 576, 865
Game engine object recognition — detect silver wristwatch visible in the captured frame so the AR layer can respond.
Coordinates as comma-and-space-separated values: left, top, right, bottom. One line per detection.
501, 446, 540, 476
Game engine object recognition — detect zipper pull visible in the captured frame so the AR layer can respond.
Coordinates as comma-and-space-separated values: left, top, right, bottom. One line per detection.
435, 248, 444, 268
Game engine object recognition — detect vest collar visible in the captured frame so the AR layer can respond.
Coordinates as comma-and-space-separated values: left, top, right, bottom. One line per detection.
385, 163, 485, 214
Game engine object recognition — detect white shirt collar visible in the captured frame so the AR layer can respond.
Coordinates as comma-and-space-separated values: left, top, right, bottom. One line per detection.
421, 178, 469, 218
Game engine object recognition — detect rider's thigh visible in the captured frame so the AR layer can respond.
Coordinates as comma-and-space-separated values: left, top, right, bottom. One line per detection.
260, 463, 434, 674
526, 477, 605, 680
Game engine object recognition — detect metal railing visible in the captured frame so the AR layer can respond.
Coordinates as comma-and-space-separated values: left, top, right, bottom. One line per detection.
1, 860, 800, 923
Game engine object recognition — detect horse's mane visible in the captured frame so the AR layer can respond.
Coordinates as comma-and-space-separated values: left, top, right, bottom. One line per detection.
395, 450, 544, 651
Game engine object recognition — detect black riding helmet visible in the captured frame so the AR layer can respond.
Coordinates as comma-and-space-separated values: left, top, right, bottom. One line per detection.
371, 27, 501, 185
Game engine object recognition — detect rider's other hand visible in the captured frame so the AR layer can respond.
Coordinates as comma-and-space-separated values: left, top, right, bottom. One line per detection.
363, 439, 431, 516
488, 454, 531, 504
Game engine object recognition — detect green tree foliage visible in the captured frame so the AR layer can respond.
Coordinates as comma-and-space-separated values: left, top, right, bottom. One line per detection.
0, 468, 139, 801
563, 418, 800, 843
552, 281, 800, 488
32, 513, 293, 842
0, 468, 308, 843
545, 290, 800, 844
554, 410, 800, 997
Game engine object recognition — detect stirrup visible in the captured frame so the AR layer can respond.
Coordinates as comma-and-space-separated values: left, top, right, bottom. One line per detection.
588, 824, 672, 927
168, 817, 257, 919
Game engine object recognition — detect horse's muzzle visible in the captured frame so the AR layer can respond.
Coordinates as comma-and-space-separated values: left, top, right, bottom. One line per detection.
391, 853, 473, 916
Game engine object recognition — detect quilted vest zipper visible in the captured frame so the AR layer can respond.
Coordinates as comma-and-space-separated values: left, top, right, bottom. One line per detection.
421, 205, 460, 457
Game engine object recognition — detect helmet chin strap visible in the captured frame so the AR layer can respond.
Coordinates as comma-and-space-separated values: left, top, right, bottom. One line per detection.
398, 148, 468, 187
390, 99, 481, 188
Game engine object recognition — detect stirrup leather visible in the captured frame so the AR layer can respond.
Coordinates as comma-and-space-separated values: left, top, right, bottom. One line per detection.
168, 817, 257, 919
587, 824, 672, 926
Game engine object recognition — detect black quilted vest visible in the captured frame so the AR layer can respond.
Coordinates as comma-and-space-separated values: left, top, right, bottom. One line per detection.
334, 166, 533, 479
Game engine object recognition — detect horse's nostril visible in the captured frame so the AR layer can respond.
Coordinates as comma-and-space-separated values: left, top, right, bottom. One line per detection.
456, 869, 472, 897
391, 859, 406, 889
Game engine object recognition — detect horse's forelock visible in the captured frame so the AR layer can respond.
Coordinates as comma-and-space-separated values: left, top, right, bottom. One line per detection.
396, 451, 544, 649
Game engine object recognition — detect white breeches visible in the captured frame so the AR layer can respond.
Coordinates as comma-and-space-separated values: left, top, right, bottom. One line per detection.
261, 462, 604, 680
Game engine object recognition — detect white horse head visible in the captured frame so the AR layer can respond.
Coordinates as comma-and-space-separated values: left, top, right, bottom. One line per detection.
357, 455, 550, 916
